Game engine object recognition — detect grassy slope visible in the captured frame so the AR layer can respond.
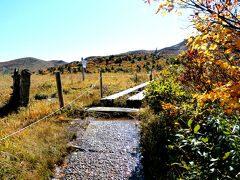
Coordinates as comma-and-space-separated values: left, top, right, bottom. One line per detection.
43, 53, 172, 74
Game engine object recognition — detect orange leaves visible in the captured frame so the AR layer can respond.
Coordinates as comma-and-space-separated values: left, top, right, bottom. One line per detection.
209, 43, 218, 50
235, 39, 240, 49
215, 59, 240, 77
187, 37, 194, 46
147, 0, 240, 115
224, 48, 232, 55
225, 28, 233, 34
220, 62, 230, 69
161, 102, 179, 116
205, 80, 211, 84
196, 81, 240, 114
162, 102, 175, 110
216, 60, 222, 65
225, 108, 233, 115
197, 91, 218, 105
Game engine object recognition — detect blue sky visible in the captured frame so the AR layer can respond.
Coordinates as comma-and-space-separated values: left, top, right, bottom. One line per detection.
0, 0, 193, 62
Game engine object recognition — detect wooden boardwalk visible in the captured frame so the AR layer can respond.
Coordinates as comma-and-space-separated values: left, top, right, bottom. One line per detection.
127, 90, 145, 101
86, 107, 139, 113
127, 90, 145, 107
101, 82, 149, 104
87, 81, 149, 113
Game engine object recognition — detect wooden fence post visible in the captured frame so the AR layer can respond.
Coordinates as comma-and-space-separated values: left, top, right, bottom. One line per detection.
10, 69, 21, 106
81, 57, 85, 81
55, 71, 64, 108
150, 71, 153, 81
20, 69, 31, 107
82, 67, 85, 81
100, 70, 103, 98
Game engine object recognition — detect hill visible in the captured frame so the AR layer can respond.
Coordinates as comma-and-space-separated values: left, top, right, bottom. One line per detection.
0, 57, 66, 74
156, 40, 188, 55
0, 40, 187, 74
44, 40, 188, 75
116, 40, 187, 56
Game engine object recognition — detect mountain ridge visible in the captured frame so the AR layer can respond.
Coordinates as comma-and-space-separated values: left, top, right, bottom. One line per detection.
85, 39, 188, 59
0, 40, 188, 74
0, 57, 66, 74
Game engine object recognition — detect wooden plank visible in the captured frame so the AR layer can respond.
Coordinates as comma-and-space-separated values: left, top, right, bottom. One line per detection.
127, 91, 145, 108
127, 91, 145, 101
101, 82, 149, 101
86, 107, 139, 113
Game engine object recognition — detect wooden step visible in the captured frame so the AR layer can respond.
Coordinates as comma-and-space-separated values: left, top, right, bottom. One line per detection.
127, 91, 145, 108
101, 82, 149, 105
128, 91, 145, 101
86, 107, 139, 113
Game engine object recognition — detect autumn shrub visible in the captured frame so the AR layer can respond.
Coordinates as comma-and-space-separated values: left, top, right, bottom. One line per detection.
141, 81, 240, 179
144, 78, 190, 112
143, 0, 240, 179
178, 49, 234, 93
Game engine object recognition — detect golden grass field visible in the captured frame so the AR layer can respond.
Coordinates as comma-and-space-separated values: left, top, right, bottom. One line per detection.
0, 71, 149, 179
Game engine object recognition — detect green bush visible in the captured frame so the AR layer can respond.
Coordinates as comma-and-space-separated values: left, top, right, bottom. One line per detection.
145, 79, 190, 112
140, 111, 181, 179
174, 102, 240, 179
141, 78, 240, 179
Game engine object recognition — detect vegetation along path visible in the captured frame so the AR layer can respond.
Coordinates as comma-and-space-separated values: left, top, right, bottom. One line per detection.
60, 118, 144, 179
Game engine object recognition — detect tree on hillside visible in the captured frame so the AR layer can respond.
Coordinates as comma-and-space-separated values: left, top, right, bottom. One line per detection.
106, 55, 114, 65
115, 58, 122, 64
144, 55, 147, 60
109, 55, 114, 61
137, 64, 142, 72
147, 0, 240, 113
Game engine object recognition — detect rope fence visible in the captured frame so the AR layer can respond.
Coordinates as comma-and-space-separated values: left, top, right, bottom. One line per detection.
0, 72, 151, 142
0, 79, 99, 142
102, 73, 150, 78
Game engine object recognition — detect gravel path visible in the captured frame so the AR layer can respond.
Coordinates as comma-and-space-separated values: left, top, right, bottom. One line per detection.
62, 119, 144, 179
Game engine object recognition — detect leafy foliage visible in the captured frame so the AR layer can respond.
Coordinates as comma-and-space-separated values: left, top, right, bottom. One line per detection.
148, 0, 240, 114
145, 78, 190, 112
141, 1, 240, 178
142, 78, 240, 179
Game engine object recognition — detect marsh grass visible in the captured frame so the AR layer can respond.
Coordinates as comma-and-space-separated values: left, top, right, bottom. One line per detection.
0, 71, 148, 179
